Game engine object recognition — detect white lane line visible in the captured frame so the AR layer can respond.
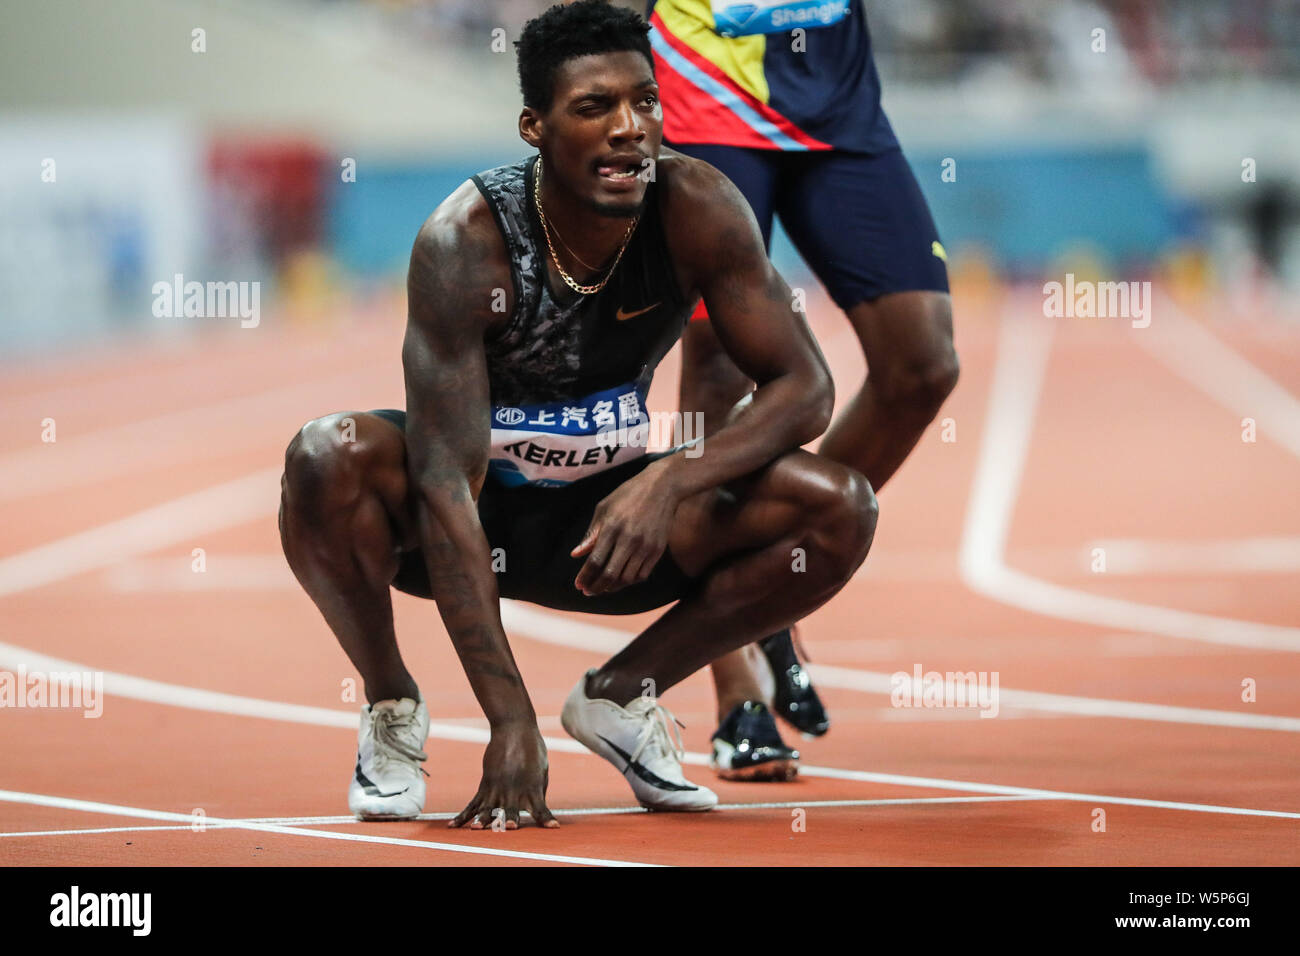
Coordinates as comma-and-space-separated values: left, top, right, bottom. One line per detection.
5, 494, 1296, 733
249, 795, 1056, 817
781, 766, 1300, 819
103, 555, 297, 592
0, 796, 1060, 838
0, 382, 1290, 732
0, 639, 564, 750
499, 603, 1300, 732
0, 468, 283, 598
0, 790, 659, 867
2, 640, 1297, 821
0, 365, 388, 503
1086, 536, 1300, 575
95, 539, 1300, 593
958, 301, 1300, 652
0, 367, 1294, 828
0, 825, 193, 839
1135, 299, 1300, 460
807, 661, 1300, 731
2, 331, 331, 419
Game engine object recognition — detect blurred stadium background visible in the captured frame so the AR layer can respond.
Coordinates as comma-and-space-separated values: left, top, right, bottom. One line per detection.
3, 0, 1298, 357
4, 1, 1300, 870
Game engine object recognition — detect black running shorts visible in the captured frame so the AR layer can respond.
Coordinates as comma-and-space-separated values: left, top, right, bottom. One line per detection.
372, 409, 699, 615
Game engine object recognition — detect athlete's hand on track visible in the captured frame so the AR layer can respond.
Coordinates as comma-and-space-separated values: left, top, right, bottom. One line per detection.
450, 721, 559, 831
572, 460, 680, 596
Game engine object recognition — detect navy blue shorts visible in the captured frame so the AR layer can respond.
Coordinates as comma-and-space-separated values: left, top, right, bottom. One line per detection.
670, 144, 949, 311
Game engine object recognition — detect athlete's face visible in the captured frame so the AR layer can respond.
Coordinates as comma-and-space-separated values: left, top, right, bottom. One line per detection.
520, 50, 662, 218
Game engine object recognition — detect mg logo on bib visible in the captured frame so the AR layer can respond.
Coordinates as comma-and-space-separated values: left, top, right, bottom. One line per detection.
488, 382, 651, 487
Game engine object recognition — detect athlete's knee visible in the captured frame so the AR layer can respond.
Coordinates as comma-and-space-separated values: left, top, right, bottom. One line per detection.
794, 462, 877, 580
817, 468, 877, 576
897, 346, 959, 416
872, 305, 959, 420
281, 413, 375, 522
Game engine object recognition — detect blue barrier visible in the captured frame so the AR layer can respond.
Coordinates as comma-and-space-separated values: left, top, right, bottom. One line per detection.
324, 144, 1183, 278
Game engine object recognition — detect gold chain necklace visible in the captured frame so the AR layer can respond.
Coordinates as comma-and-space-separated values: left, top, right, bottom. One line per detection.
533, 158, 639, 296
546, 211, 599, 271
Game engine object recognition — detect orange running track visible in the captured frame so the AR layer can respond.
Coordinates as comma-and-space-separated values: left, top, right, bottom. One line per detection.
2, 285, 1298, 866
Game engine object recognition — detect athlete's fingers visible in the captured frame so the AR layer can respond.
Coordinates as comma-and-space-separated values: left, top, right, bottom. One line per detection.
450, 796, 482, 828
632, 538, 664, 584
613, 536, 650, 590
530, 798, 560, 829
576, 529, 617, 592
610, 553, 641, 591
573, 500, 614, 560
627, 544, 663, 586
504, 807, 520, 830
570, 520, 600, 558
575, 554, 603, 592
472, 805, 501, 830
593, 534, 637, 594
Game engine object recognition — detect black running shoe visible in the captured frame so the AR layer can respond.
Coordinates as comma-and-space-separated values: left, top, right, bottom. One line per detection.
709, 701, 799, 782
760, 628, 830, 737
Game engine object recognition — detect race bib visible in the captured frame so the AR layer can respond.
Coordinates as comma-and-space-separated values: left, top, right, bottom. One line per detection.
710, 0, 851, 38
488, 382, 650, 488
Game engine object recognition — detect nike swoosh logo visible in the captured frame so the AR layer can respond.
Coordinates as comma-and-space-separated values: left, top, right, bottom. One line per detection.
597, 735, 697, 792
354, 758, 410, 799
616, 302, 661, 321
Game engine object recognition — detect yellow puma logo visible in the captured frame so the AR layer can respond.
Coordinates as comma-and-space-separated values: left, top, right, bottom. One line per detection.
931, 241, 948, 263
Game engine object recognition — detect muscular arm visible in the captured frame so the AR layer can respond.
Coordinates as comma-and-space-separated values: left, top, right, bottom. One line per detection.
659, 155, 834, 498
570, 157, 836, 596
402, 191, 534, 729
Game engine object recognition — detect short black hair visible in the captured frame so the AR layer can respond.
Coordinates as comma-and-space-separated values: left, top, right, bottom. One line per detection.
515, 0, 654, 112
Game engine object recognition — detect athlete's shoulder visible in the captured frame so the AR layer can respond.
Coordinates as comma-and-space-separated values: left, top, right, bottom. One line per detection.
413, 178, 498, 261
654, 147, 742, 208
654, 147, 766, 275
408, 178, 512, 331
656, 147, 757, 226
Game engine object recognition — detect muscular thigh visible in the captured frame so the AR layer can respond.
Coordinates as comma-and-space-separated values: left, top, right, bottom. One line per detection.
668, 450, 849, 577
847, 290, 955, 383
329, 409, 415, 545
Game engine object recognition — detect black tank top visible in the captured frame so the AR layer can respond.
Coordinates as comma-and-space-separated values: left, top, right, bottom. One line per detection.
471, 155, 692, 487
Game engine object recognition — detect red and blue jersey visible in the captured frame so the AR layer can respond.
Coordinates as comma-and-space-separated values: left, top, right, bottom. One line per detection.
647, 0, 898, 153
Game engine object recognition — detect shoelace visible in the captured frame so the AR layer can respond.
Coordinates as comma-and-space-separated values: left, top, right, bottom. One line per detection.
628, 699, 687, 769
371, 708, 429, 776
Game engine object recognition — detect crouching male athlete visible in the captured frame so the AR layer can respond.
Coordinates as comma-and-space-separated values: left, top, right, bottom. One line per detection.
279, 0, 876, 829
